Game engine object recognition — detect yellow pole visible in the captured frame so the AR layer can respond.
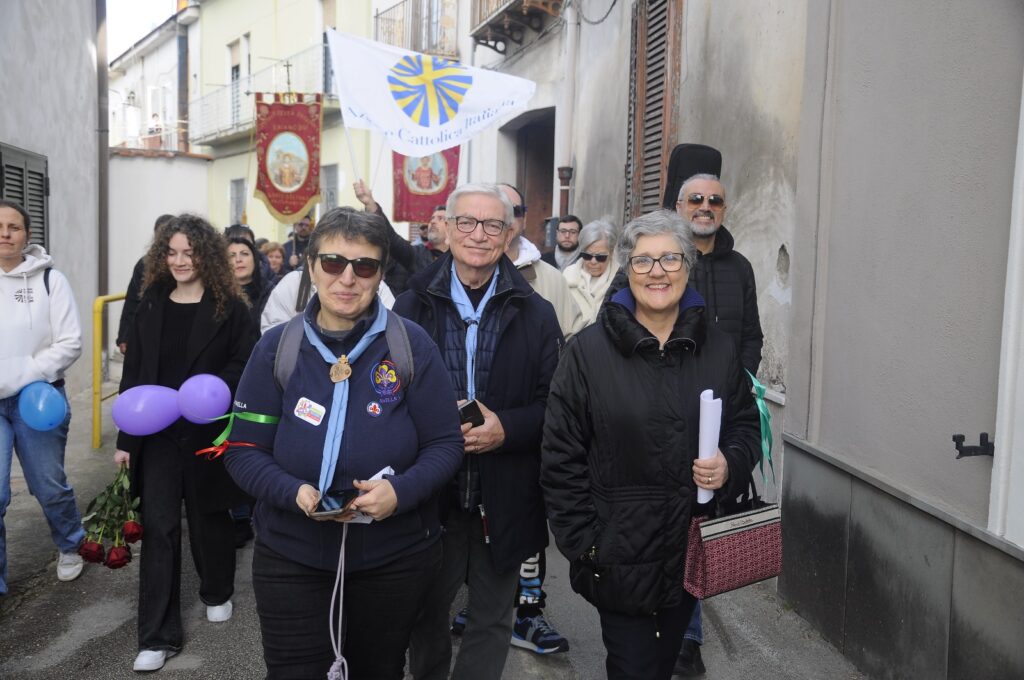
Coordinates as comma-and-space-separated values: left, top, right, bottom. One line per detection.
92, 293, 126, 449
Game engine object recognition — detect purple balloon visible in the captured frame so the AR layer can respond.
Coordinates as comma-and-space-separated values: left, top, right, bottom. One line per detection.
112, 385, 181, 436
178, 374, 231, 424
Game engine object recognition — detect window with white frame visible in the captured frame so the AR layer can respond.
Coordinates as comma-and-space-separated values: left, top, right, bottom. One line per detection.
230, 178, 246, 225
321, 164, 338, 212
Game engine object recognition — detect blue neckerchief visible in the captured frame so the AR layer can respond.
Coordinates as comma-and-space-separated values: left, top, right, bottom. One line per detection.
611, 285, 705, 314
303, 301, 388, 494
448, 261, 499, 400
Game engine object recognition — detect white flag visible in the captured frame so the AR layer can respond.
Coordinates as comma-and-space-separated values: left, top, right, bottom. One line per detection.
327, 30, 536, 157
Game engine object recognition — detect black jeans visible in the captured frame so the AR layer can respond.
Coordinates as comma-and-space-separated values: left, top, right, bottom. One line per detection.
597, 593, 698, 680
137, 435, 235, 651
253, 538, 442, 680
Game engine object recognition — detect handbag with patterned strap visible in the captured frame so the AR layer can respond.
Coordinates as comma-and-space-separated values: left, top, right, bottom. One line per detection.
683, 370, 781, 598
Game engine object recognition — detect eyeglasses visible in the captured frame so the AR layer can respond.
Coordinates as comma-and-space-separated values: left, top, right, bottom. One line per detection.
513, 205, 527, 218
680, 193, 725, 208
556, 228, 579, 236
449, 215, 506, 236
579, 252, 609, 263
628, 253, 686, 274
316, 253, 382, 278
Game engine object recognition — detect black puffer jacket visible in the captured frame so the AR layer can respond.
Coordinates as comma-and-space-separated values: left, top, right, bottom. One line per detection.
540, 287, 759, 615
691, 225, 763, 374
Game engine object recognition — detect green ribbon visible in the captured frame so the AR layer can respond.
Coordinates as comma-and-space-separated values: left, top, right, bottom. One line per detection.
211, 411, 281, 447
745, 369, 775, 486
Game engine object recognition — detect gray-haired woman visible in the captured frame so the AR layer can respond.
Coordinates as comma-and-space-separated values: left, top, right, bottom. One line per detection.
562, 218, 618, 326
541, 209, 760, 679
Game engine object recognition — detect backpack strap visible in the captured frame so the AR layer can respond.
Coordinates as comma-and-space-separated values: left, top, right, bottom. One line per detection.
272, 309, 415, 393
273, 315, 305, 392
44, 267, 52, 295
385, 310, 414, 387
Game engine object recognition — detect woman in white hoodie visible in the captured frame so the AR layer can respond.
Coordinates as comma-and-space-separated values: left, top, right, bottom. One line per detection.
562, 219, 619, 327
0, 200, 85, 595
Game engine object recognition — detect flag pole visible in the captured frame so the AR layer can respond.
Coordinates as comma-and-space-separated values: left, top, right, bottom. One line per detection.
340, 110, 362, 185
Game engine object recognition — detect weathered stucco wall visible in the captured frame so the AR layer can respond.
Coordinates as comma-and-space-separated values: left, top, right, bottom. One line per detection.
673, 0, 807, 394
0, 1, 99, 396
788, 0, 1024, 525
106, 153, 210, 352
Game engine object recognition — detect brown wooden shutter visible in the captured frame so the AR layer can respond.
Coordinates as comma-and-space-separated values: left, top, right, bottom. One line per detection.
0, 143, 49, 248
624, 0, 682, 221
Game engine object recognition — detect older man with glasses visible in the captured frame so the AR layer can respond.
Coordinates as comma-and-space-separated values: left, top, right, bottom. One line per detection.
398, 183, 562, 680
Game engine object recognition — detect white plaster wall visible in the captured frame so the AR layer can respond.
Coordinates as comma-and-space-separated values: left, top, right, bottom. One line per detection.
106, 154, 210, 353
789, 0, 1024, 526
0, 1, 99, 396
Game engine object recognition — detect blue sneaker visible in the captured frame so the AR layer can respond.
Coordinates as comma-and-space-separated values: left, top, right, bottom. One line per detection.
450, 607, 468, 635
510, 613, 569, 654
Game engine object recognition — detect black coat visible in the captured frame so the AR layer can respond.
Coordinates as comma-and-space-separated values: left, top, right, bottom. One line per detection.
690, 226, 763, 374
116, 286, 258, 512
393, 253, 562, 573
540, 290, 760, 615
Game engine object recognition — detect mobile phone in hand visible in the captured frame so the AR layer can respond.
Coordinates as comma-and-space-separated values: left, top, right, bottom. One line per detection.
459, 399, 485, 428
309, 489, 359, 518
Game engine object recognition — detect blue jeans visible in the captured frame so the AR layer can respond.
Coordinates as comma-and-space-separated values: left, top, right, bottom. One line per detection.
0, 387, 84, 595
684, 599, 703, 644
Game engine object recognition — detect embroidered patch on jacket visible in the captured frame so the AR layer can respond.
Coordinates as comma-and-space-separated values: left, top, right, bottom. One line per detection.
371, 360, 402, 404
294, 397, 326, 426
366, 401, 382, 417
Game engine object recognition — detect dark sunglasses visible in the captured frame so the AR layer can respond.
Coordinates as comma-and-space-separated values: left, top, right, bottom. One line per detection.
579, 252, 609, 263
682, 193, 725, 208
316, 253, 382, 278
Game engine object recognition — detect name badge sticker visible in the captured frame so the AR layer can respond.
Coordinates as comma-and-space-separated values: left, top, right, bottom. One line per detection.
294, 397, 326, 426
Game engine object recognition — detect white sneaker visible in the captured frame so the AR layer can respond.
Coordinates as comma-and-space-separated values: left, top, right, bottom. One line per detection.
56, 551, 84, 582
133, 649, 177, 672
206, 599, 233, 622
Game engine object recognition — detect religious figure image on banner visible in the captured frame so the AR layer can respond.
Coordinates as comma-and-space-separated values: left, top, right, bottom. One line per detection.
392, 147, 459, 222
254, 92, 322, 223
267, 132, 309, 193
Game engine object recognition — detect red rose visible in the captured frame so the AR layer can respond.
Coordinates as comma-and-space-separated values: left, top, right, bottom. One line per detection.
78, 540, 105, 564
123, 520, 144, 544
104, 545, 132, 569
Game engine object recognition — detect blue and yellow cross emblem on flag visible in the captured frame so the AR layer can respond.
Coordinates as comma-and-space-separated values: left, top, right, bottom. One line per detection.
388, 56, 473, 128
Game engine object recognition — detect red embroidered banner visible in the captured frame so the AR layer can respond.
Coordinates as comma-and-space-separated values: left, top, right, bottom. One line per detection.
254, 93, 322, 223
392, 147, 460, 223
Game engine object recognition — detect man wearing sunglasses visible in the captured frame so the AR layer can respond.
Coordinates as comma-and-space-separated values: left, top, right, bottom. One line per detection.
399, 183, 562, 680
673, 173, 763, 678
499, 184, 584, 340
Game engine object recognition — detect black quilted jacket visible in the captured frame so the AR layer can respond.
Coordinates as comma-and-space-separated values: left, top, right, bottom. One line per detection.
540, 289, 759, 615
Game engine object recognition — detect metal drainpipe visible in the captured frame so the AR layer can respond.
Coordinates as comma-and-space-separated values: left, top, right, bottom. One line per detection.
554, 3, 578, 216
96, 0, 109, 297
178, 25, 189, 152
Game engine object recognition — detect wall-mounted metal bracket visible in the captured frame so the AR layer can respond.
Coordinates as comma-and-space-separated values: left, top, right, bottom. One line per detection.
953, 433, 994, 459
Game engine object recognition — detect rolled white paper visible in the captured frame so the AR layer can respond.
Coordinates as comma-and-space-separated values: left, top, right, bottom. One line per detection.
697, 389, 721, 504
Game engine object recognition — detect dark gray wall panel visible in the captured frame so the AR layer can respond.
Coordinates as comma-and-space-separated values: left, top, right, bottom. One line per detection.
778, 444, 850, 648
949, 533, 1024, 680
844, 481, 954, 680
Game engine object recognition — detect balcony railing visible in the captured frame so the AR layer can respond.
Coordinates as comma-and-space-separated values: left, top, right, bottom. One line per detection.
471, 0, 511, 29
470, 0, 563, 53
375, 0, 458, 57
110, 119, 187, 153
188, 43, 335, 145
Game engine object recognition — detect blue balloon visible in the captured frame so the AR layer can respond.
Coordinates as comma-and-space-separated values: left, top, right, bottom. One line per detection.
18, 381, 68, 432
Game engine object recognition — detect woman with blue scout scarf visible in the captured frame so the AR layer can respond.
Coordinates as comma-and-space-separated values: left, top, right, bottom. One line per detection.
223, 207, 464, 679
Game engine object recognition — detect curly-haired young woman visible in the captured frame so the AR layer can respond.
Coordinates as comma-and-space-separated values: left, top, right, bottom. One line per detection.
113, 215, 258, 672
